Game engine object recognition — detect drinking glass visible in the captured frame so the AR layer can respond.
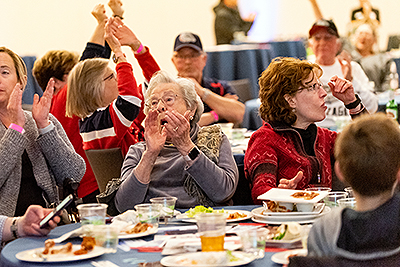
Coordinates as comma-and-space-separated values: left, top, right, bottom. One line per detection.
77, 203, 107, 235
324, 191, 348, 207
92, 225, 119, 253
337, 197, 357, 209
238, 228, 268, 258
196, 213, 226, 251
150, 197, 177, 224
134, 203, 161, 230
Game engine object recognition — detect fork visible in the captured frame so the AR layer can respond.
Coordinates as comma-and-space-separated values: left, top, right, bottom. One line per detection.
50, 228, 82, 243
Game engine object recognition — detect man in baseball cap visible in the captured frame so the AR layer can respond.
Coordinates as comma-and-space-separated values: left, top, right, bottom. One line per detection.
171, 32, 244, 126
308, 19, 378, 129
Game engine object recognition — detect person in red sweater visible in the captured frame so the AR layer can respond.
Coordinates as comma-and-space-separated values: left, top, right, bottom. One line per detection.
244, 57, 368, 204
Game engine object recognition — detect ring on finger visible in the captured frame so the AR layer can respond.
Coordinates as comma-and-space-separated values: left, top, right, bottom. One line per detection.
173, 126, 179, 132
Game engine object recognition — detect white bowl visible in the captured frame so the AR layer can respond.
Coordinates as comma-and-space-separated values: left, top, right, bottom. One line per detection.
296, 203, 314, 212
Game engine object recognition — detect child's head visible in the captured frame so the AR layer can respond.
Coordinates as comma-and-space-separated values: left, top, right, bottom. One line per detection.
335, 113, 400, 196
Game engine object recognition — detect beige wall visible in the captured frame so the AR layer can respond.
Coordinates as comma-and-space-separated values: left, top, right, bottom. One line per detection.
1, 0, 399, 82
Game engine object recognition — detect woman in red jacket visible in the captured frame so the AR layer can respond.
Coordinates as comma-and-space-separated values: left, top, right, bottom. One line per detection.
244, 57, 368, 204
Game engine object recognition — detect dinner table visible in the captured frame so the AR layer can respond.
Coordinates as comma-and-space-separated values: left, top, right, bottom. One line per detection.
0, 205, 297, 267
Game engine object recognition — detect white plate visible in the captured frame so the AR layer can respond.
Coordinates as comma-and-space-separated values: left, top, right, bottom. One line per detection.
257, 188, 329, 203
160, 251, 256, 266
261, 203, 325, 216
176, 210, 252, 223
252, 215, 317, 225
118, 225, 159, 239
271, 249, 307, 265
251, 206, 330, 224
16, 245, 105, 263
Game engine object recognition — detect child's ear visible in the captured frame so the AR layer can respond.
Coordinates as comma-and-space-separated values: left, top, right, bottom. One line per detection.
334, 161, 346, 183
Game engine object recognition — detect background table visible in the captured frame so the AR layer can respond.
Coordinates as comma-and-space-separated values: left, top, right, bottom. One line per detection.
1, 205, 285, 267
203, 41, 307, 100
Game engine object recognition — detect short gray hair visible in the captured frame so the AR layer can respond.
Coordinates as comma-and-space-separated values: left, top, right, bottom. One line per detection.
144, 70, 204, 127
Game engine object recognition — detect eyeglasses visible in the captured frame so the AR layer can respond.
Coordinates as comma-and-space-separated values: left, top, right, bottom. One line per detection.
103, 72, 115, 81
174, 52, 202, 60
146, 93, 179, 110
298, 82, 323, 93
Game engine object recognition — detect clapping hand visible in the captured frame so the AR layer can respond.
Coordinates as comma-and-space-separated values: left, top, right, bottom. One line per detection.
32, 79, 53, 129
144, 109, 167, 154
278, 171, 303, 189
7, 82, 25, 128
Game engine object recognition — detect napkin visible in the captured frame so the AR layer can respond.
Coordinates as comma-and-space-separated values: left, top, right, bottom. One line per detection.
111, 210, 139, 224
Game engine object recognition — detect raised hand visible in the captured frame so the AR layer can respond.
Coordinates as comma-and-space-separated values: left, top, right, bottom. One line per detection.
163, 110, 194, 155
328, 75, 357, 105
104, 17, 123, 53
32, 79, 54, 129
144, 109, 167, 154
6, 83, 25, 128
278, 171, 303, 189
113, 17, 143, 52
91, 4, 107, 24
108, 0, 124, 19
337, 50, 353, 82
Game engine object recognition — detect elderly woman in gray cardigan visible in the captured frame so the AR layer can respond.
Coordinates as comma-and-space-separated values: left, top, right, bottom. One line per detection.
0, 47, 85, 217
103, 70, 238, 215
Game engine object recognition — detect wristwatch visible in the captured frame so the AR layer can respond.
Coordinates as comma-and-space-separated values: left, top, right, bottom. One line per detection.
112, 52, 125, 64
10, 217, 20, 240
184, 146, 200, 161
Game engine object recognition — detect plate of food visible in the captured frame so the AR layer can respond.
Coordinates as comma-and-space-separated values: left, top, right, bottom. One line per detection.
176, 207, 252, 223
257, 188, 329, 203
271, 249, 308, 265
261, 202, 326, 216
16, 237, 105, 263
160, 251, 256, 266
251, 206, 330, 223
118, 222, 159, 239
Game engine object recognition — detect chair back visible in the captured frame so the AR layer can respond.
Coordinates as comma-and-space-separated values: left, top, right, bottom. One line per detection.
85, 148, 124, 194
228, 79, 253, 103
231, 154, 253, 205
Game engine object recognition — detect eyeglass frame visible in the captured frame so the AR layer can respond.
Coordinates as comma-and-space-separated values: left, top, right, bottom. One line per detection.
145, 93, 180, 110
298, 82, 324, 93
173, 51, 203, 60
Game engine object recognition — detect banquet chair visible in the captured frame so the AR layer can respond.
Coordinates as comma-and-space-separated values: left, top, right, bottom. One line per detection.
231, 154, 253, 205
85, 147, 124, 194
228, 78, 253, 104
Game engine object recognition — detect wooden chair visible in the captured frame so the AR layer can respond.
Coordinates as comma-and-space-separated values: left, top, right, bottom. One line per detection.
85, 148, 124, 194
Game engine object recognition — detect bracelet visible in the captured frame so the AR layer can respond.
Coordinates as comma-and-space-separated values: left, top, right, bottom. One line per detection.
113, 14, 124, 20
135, 43, 144, 54
112, 52, 126, 64
10, 217, 20, 240
210, 111, 219, 122
202, 89, 211, 101
9, 123, 25, 134
345, 94, 362, 110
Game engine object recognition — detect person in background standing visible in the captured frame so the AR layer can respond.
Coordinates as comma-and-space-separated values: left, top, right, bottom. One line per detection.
213, 0, 256, 45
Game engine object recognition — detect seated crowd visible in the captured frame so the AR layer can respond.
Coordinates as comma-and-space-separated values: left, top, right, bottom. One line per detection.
2, 1, 400, 263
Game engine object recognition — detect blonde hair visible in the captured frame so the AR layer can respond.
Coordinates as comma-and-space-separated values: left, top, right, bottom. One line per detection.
66, 58, 109, 118
0, 47, 27, 90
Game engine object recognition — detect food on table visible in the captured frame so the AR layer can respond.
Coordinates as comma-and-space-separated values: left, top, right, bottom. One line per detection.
227, 212, 247, 220
184, 205, 225, 218
264, 200, 292, 212
291, 191, 319, 200
176, 251, 240, 265
41, 236, 96, 256
125, 222, 151, 234
269, 222, 301, 241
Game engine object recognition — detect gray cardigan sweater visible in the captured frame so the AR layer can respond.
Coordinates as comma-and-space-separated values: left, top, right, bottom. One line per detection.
0, 111, 85, 217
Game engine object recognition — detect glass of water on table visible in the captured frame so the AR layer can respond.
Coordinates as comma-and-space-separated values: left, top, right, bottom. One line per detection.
77, 203, 108, 235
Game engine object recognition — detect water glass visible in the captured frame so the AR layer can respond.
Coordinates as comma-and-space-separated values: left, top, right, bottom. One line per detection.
196, 213, 226, 251
337, 197, 357, 209
92, 225, 119, 253
238, 228, 268, 258
134, 203, 161, 230
77, 203, 107, 234
150, 197, 177, 224
324, 191, 348, 207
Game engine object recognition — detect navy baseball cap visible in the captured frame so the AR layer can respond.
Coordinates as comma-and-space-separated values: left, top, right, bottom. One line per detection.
173, 32, 203, 52
309, 19, 339, 38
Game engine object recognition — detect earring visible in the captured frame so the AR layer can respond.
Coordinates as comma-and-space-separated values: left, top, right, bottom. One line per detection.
190, 116, 194, 120
292, 108, 296, 113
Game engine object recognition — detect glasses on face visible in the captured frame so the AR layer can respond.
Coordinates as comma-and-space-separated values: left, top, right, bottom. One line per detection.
298, 82, 323, 93
312, 34, 335, 42
174, 52, 202, 60
146, 93, 179, 110
103, 72, 115, 81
